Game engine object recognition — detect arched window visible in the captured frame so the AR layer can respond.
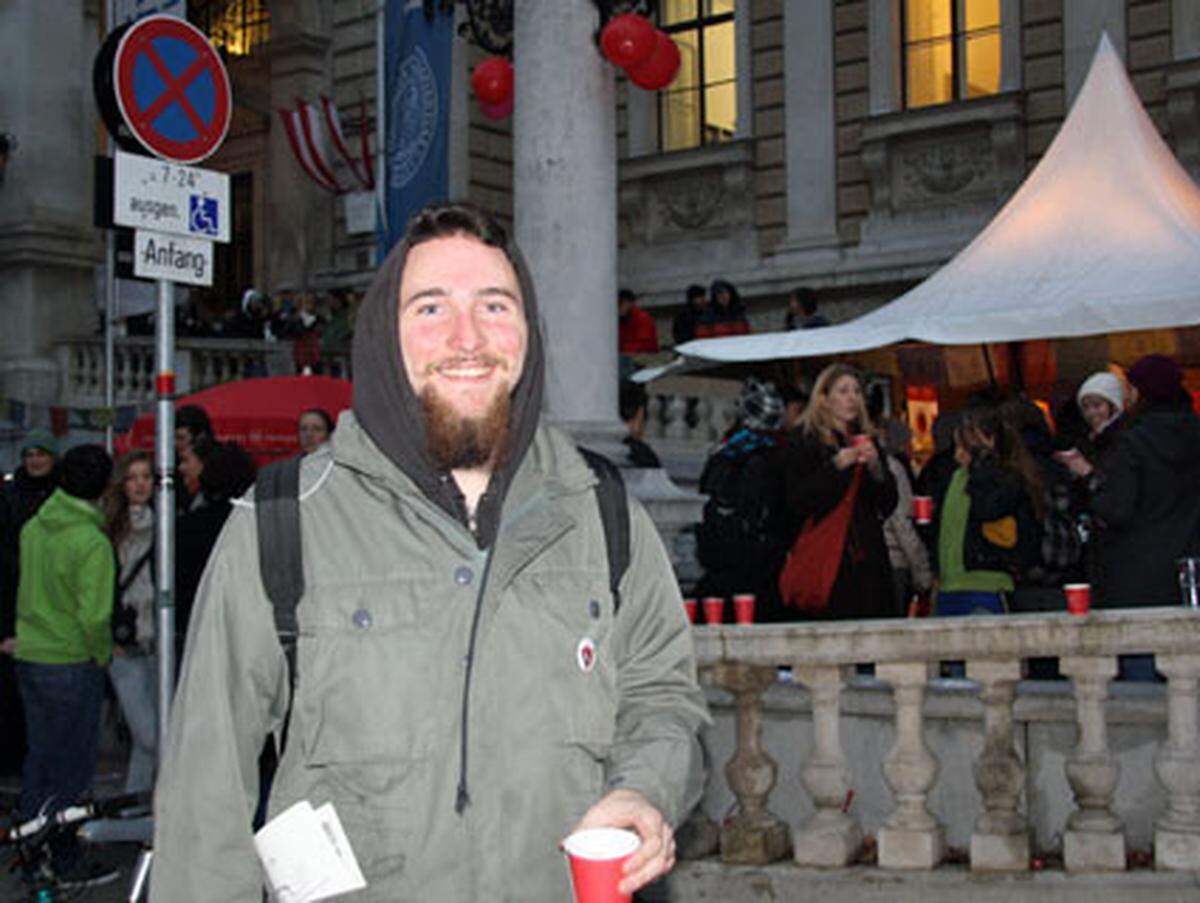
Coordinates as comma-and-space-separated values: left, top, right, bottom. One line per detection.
903, 0, 1001, 108
659, 0, 737, 151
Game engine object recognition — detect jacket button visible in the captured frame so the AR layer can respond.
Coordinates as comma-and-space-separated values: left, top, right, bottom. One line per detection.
352, 608, 372, 629
454, 566, 473, 586
589, 600, 601, 619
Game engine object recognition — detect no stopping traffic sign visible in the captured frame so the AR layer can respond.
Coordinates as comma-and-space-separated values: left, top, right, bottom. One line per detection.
98, 14, 231, 164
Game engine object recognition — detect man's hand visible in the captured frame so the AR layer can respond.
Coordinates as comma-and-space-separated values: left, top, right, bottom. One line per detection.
571, 789, 675, 895
0, 636, 15, 656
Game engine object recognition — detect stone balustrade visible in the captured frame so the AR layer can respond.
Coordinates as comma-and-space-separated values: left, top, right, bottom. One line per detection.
56, 337, 297, 406
641, 374, 740, 484
688, 609, 1200, 877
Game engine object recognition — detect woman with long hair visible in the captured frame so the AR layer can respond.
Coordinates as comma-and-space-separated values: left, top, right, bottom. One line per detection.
934, 405, 1043, 617
102, 450, 158, 793
782, 363, 898, 619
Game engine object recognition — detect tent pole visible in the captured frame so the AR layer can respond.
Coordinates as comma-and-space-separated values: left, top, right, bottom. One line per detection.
981, 344, 997, 388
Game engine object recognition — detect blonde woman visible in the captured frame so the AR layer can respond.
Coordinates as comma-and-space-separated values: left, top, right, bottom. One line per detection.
782, 363, 898, 619
103, 450, 157, 793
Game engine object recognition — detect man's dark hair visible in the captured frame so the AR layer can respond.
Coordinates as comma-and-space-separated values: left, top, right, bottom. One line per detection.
619, 381, 649, 422
792, 287, 818, 315
402, 201, 513, 263
177, 404, 214, 442
199, 442, 257, 502
685, 284, 706, 303
300, 407, 335, 434
618, 288, 637, 306
60, 444, 113, 501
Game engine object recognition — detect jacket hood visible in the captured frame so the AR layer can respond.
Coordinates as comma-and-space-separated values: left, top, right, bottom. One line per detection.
350, 226, 546, 548
35, 488, 104, 532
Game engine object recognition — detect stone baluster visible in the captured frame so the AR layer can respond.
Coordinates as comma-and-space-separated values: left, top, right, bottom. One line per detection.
1153, 654, 1200, 870
1060, 655, 1124, 871
644, 392, 665, 439
877, 662, 944, 869
707, 661, 791, 864
966, 659, 1028, 871
664, 394, 690, 440
792, 664, 861, 865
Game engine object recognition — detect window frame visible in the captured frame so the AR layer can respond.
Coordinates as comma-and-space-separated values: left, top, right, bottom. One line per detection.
657, 2, 738, 152
900, 0, 1002, 109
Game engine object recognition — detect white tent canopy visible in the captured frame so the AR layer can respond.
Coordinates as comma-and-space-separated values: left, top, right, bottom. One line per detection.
670, 34, 1200, 369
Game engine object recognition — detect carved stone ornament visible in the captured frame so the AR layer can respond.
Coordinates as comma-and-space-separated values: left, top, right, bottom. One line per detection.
895, 134, 993, 208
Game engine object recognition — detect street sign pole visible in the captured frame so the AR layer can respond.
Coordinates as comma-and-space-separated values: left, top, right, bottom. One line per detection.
154, 277, 176, 755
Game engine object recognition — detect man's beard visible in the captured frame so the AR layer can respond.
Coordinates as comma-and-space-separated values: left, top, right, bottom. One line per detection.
420, 384, 511, 470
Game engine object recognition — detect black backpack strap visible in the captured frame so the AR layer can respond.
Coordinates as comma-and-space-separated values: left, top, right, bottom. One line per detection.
254, 455, 305, 754
578, 447, 630, 616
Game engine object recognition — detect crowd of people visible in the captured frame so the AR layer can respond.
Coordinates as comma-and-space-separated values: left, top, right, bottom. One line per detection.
0, 405, 337, 885
122, 286, 361, 377
688, 355, 1200, 676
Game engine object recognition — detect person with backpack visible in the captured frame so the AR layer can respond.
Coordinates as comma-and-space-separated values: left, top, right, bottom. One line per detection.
694, 377, 789, 621
780, 363, 898, 620
152, 202, 708, 902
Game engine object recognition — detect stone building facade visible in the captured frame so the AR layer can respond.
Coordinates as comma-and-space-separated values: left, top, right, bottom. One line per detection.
3, 1, 1200, 410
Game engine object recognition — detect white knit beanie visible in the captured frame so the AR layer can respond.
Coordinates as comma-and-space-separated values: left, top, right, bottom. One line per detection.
1076, 371, 1125, 412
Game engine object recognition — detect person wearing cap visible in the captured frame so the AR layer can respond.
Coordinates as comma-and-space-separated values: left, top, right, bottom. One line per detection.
1056, 371, 1128, 480
152, 202, 707, 901
1088, 355, 1200, 630
0, 430, 60, 775
694, 377, 790, 620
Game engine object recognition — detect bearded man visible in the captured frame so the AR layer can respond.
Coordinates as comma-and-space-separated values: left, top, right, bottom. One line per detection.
152, 202, 708, 900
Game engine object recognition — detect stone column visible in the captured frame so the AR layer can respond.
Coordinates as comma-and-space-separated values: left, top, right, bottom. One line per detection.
513, 0, 620, 441
966, 659, 1028, 871
708, 662, 790, 864
1153, 654, 1200, 870
266, 0, 331, 292
780, 0, 838, 251
792, 665, 861, 866
877, 662, 944, 869
1060, 655, 1125, 872
0, 2, 101, 405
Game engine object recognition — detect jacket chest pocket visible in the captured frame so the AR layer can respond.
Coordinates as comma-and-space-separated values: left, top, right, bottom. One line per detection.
295, 580, 448, 765
503, 569, 620, 748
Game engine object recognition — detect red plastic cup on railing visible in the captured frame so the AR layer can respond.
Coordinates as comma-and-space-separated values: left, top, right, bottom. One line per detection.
702, 596, 724, 625
682, 597, 697, 624
1064, 583, 1091, 615
733, 593, 755, 624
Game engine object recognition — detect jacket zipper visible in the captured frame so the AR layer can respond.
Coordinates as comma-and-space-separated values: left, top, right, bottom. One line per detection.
454, 544, 496, 815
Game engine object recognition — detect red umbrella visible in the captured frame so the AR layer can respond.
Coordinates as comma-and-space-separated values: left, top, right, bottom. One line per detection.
120, 375, 353, 465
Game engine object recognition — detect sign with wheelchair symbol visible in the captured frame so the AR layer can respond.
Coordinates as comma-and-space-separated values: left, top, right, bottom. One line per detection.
113, 149, 230, 243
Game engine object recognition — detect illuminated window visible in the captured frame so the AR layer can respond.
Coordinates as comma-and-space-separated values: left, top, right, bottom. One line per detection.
904, 0, 1000, 109
190, 0, 271, 59
658, 0, 737, 152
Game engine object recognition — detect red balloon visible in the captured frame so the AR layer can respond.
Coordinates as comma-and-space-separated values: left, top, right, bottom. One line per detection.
626, 30, 681, 91
479, 95, 513, 121
471, 56, 513, 105
600, 13, 656, 68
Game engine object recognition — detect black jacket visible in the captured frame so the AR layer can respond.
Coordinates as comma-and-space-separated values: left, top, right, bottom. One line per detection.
783, 429, 898, 619
1090, 403, 1200, 607
0, 467, 58, 636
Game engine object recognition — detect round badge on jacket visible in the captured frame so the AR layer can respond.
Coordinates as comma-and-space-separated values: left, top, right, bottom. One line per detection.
576, 637, 597, 674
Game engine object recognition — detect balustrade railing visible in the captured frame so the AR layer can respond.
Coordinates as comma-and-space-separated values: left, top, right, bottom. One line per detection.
690, 609, 1200, 875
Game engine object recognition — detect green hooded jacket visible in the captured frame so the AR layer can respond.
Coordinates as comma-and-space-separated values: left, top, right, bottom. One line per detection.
15, 488, 114, 665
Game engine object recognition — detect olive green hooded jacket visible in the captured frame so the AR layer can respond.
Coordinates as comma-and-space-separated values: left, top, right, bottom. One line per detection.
151, 214, 708, 901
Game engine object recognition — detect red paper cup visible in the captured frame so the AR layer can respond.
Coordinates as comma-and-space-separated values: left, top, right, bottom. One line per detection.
702, 596, 724, 625
912, 496, 933, 524
851, 434, 872, 449
1064, 583, 1091, 615
733, 593, 755, 624
682, 597, 697, 623
563, 828, 640, 903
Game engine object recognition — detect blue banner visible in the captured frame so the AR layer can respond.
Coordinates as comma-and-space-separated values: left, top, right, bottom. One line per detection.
382, 0, 454, 255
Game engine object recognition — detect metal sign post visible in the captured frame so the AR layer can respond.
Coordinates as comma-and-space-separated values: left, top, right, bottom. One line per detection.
154, 279, 176, 752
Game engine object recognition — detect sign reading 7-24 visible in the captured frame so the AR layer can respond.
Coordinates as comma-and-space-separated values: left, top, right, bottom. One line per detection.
113, 14, 231, 164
